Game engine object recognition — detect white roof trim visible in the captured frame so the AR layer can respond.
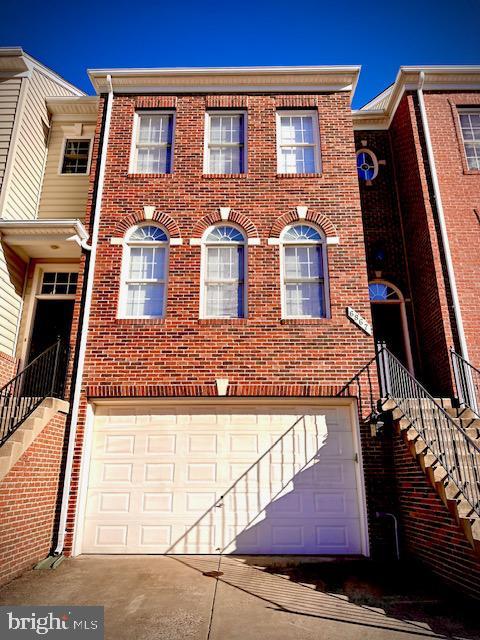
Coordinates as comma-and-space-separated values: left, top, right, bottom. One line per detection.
0, 218, 89, 241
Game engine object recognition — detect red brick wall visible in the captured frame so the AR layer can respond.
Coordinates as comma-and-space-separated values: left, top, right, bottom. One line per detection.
389, 94, 455, 395
63, 91, 385, 554
423, 91, 480, 368
355, 129, 420, 372
0, 411, 67, 586
0, 351, 17, 387
392, 427, 480, 600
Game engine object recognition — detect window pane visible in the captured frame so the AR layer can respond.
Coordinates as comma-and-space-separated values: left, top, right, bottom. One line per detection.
41, 271, 77, 295
137, 147, 171, 174
210, 115, 242, 144
209, 146, 242, 174
284, 246, 322, 279
138, 115, 172, 145
129, 247, 165, 280
280, 146, 315, 174
126, 283, 164, 317
280, 116, 314, 144
285, 283, 324, 317
207, 246, 242, 280
62, 139, 90, 174
206, 283, 243, 317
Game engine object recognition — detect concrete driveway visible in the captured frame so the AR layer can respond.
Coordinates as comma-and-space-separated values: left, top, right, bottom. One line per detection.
0, 556, 478, 640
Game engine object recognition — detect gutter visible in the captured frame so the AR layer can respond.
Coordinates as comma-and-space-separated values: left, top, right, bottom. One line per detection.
416, 71, 469, 361
54, 75, 113, 555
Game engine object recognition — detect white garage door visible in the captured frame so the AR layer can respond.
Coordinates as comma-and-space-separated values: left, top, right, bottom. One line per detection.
81, 403, 366, 555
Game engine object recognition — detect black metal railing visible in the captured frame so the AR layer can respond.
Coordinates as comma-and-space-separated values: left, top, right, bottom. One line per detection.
0, 339, 68, 447
450, 348, 480, 418
378, 343, 480, 516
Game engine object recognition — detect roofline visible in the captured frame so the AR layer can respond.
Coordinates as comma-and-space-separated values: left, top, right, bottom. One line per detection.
353, 65, 480, 130
87, 65, 361, 98
88, 64, 361, 77
0, 46, 84, 96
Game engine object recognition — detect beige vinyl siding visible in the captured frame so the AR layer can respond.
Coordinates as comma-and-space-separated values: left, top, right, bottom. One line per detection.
2, 68, 73, 221
37, 121, 93, 220
0, 245, 26, 355
0, 77, 22, 194
0, 68, 79, 357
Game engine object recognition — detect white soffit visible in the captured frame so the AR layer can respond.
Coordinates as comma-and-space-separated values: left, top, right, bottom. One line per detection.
88, 65, 361, 98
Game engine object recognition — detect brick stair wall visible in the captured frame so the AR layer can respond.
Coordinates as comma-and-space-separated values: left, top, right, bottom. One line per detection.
0, 404, 68, 586
391, 416, 480, 600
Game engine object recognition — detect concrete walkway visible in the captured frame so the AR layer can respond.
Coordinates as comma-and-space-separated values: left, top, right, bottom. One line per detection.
0, 556, 475, 640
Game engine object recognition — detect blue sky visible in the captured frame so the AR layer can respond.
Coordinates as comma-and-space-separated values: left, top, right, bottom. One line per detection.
1, 0, 479, 108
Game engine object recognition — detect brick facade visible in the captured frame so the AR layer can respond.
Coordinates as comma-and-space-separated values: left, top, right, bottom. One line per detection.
62, 90, 386, 554
0, 411, 67, 586
0, 352, 17, 387
392, 427, 480, 600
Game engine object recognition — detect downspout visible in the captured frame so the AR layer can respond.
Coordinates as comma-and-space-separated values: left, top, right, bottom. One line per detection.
416, 71, 469, 361
54, 75, 114, 555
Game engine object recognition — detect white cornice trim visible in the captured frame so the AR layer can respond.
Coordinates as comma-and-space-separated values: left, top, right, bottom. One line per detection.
353, 66, 480, 131
88, 65, 361, 97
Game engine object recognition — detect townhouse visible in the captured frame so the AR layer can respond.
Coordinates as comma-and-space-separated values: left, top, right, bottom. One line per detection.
0, 53, 480, 599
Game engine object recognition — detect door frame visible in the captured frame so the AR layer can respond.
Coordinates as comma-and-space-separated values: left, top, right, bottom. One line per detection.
20, 262, 79, 367
369, 279, 414, 375
72, 397, 370, 558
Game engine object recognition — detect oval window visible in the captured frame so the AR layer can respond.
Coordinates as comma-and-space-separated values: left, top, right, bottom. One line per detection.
356, 149, 379, 181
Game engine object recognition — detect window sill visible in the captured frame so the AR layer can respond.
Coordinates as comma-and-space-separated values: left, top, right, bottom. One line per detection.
202, 173, 248, 179
198, 318, 248, 325
280, 318, 328, 325
276, 173, 322, 179
115, 318, 166, 325
463, 168, 480, 175
127, 173, 174, 178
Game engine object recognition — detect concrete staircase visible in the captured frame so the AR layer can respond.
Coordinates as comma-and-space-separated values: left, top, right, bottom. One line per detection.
382, 396, 480, 556
0, 397, 69, 481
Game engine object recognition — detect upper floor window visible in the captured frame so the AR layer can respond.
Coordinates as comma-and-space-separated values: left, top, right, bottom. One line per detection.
459, 110, 480, 170
131, 112, 174, 174
202, 225, 246, 318
120, 224, 169, 318
61, 139, 91, 174
356, 149, 378, 181
276, 111, 321, 174
204, 112, 246, 174
281, 223, 328, 318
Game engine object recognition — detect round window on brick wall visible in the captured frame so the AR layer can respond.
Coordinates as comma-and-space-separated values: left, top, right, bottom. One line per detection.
356, 149, 379, 181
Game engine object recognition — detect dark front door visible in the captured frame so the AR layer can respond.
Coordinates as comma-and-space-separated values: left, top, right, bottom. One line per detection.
28, 299, 74, 362
371, 303, 407, 367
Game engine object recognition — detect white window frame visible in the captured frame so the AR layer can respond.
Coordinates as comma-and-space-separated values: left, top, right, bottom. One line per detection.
203, 111, 248, 174
458, 108, 480, 171
118, 223, 170, 319
276, 110, 321, 175
129, 110, 176, 174
58, 135, 93, 176
200, 223, 248, 319
280, 223, 330, 319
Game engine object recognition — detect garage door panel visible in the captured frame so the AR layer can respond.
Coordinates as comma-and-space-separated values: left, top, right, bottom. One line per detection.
82, 404, 365, 555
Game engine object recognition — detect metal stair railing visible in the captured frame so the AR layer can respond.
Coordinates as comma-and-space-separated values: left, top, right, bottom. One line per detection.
378, 343, 480, 516
0, 339, 68, 447
450, 348, 480, 418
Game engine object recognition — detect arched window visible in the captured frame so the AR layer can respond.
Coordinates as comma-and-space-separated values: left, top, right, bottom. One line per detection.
202, 224, 246, 318
281, 223, 329, 318
120, 223, 169, 318
356, 149, 379, 181
368, 282, 400, 302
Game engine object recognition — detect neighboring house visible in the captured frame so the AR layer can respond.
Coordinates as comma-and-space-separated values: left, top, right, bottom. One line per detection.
0, 48, 84, 374
0, 60, 479, 601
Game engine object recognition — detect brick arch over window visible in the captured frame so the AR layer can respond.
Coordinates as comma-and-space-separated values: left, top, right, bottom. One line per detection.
192, 210, 258, 239
270, 210, 338, 240
115, 211, 181, 238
